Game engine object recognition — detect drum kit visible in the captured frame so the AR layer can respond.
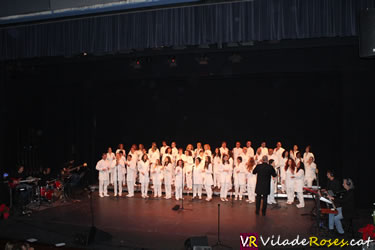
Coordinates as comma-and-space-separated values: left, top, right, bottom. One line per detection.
37, 179, 64, 203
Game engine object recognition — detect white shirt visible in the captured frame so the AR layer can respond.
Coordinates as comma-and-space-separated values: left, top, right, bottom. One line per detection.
138, 160, 150, 183
193, 162, 204, 185
219, 147, 229, 158
126, 159, 137, 181
220, 162, 232, 184
160, 146, 169, 156
246, 147, 255, 158
260, 147, 268, 157
303, 152, 315, 163
116, 149, 126, 157
304, 162, 317, 180
203, 164, 213, 186
175, 166, 183, 187
96, 159, 109, 181
151, 164, 163, 185
148, 149, 160, 164
232, 147, 242, 162
294, 169, 305, 192
111, 159, 125, 181
274, 147, 285, 166
164, 163, 173, 185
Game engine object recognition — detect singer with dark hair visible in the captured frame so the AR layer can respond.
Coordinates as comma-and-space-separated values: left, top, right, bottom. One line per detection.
252, 155, 277, 216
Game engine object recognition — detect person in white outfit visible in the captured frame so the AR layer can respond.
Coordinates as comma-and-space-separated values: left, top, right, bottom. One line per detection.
213, 148, 222, 189
116, 144, 126, 156
163, 156, 173, 199
274, 142, 285, 165
203, 157, 213, 201
192, 157, 204, 199
219, 142, 229, 159
295, 161, 305, 208
239, 147, 249, 166
194, 142, 203, 159
148, 142, 160, 164
138, 154, 150, 198
204, 144, 212, 160
260, 142, 268, 157
160, 141, 169, 157
234, 156, 247, 201
125, 154, 137, 197
232, 142, 242, 164
290, 145, 299, 161
112, 153, 125, 196
267, 159, 277, 204
303, 145, 315, 164
184, 150, 194, 191
304, 156, 317, 187
285, 158, 297, 204
175, 159, 184, 200
151, 159, 163, 197
254, 148, 263, 164
246, 157, 257, 203
171, 142, 178, 162
107, 147, 116, 185
128, 147, 138, 186
246, 141, 255, 158
96, 153, 110, 197
220, 154, 232, 201
280, 150, 289, 193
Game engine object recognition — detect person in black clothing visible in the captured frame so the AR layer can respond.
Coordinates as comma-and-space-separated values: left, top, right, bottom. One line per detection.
327, 178, 355, 235
39, 167, 53, 186
252, 155, 277, 216
324, 170, 341, 194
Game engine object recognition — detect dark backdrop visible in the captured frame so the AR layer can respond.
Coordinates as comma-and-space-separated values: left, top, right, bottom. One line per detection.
1, 38, 374, 207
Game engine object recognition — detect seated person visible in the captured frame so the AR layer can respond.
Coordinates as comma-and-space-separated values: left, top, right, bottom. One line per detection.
327, 178, 355, 235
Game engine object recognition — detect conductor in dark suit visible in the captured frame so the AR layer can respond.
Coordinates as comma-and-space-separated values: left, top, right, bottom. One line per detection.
252, 155, 277, 216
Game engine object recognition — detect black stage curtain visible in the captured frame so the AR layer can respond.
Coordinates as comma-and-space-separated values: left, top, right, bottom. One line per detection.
1, 0, 374, 60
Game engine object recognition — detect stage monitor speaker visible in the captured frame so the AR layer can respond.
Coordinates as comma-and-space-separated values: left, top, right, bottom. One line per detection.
359, 8, 375, 58
74, 226, 112, 246
184, 236, 210, 250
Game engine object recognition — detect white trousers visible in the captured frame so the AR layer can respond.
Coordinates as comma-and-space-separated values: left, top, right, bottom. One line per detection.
205, 184, 212, 199
175, 186, 183, 200
305, 178, 314, 187
296, 191, 305, 207
153, 183, 162, 197
186, 175, 192, 189
165, 183, 172, 198
268, 180, 276, 203
214, 173, 221, 188
127, 180, 134, 196
247, 185, 255, 201
286, 187, 295, 203
193, 184, 202, 198
220, 183, 229, 198
99, 180, 108, 196
141, 182, 148, 197
114, 179, 123, 195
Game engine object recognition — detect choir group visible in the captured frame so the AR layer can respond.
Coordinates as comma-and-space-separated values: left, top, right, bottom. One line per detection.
95, 141, 317, 208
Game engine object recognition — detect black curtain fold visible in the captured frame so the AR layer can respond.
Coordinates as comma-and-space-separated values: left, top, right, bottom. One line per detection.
1, 0, 374, 60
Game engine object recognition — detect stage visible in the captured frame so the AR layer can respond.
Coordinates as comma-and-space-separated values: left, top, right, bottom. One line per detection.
0, 188, 349, 250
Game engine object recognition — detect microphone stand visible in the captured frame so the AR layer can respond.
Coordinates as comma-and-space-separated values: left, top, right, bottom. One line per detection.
272, 167, 281, 209
212, 204, 232, 249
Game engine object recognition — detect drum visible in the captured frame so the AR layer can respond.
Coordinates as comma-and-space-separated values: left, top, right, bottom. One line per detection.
40, 187, 54, 200
54, 180, 62, 189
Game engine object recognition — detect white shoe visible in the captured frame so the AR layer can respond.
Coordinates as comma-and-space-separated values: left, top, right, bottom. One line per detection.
114, 193, 117, 197
158, 195, 162, 198
145, 195, 149, 198
126, 194, 132, 197
165, 197, 170, 199
176, 198, 179, 201
286, 201, 293, 205
296, 204, 304, 208
199, 196, 202, 200
225, 198, 228, 201
104, 194, 109, 197
119, 193, 122, 197
267, 202, 272, 205
99, 194, 104, 198
234, 197, 238, 201
239, 197, 242, 201
248, 200, 254, 203
221, 198, 225, 201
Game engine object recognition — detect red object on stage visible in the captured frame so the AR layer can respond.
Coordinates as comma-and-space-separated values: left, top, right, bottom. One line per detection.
303, 187, 318, 194
320, 208, 338, 215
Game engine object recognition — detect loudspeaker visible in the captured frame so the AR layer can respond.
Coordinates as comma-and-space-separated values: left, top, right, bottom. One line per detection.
172, 204, 180, 210
359, 8, 375, 58
184, 236, 210, 250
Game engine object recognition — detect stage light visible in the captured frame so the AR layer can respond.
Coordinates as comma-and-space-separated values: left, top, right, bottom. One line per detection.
83, 52, 87, 56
